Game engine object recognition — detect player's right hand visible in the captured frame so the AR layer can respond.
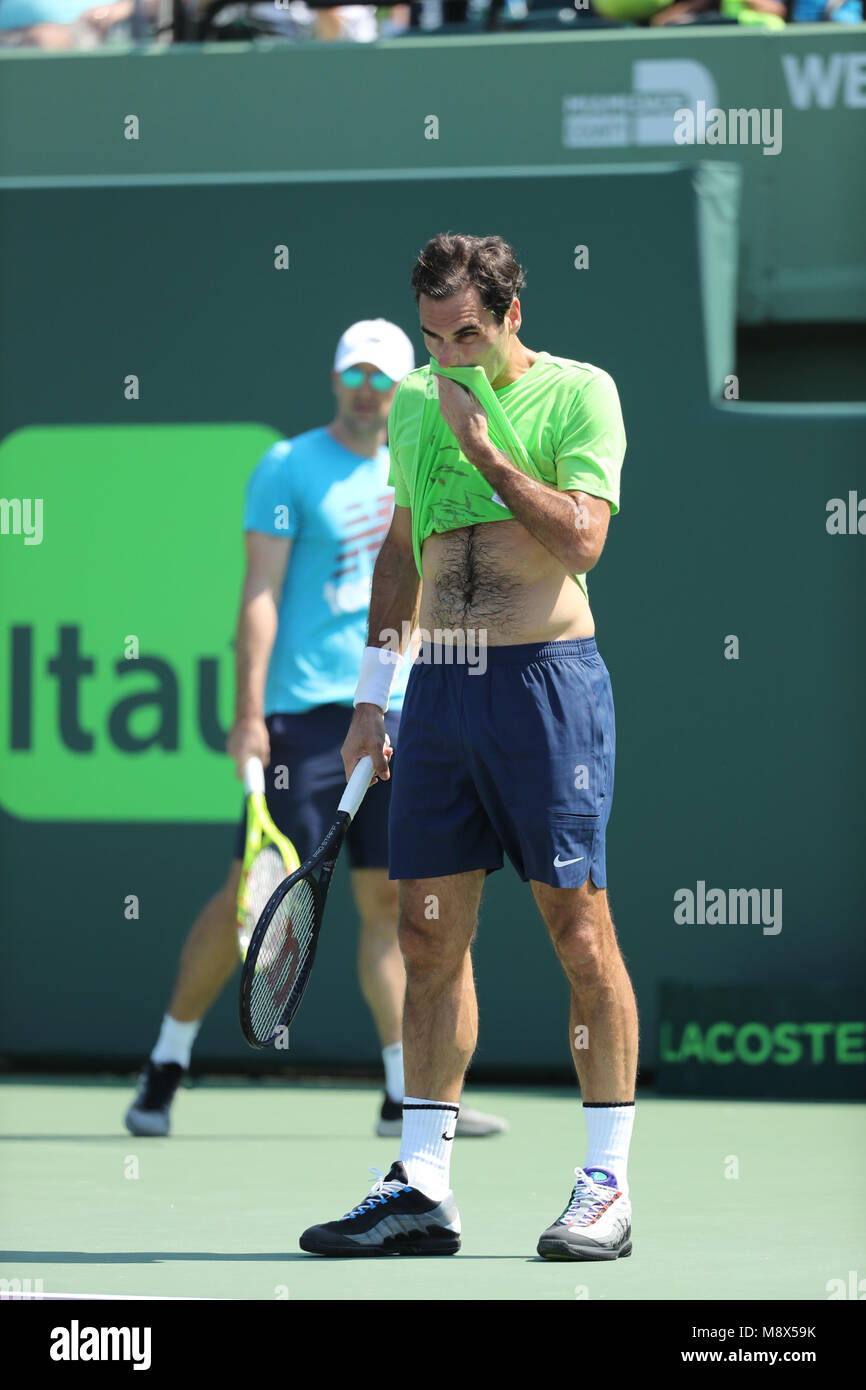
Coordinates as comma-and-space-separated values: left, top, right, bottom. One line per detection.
342, 706, 392, 785
227, 714, 270, 780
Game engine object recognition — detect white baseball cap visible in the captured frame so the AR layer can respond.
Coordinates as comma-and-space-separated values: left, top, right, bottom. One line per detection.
333, 318, 415, 383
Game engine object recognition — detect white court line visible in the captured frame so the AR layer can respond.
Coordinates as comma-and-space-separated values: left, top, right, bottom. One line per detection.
2, 1291, 212, 1301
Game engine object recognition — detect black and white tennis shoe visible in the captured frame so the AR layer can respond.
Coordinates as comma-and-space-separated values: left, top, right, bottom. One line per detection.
124, 1061, 184, 1137
537, 1166, 632, 1261
300, 1161, 461, 1256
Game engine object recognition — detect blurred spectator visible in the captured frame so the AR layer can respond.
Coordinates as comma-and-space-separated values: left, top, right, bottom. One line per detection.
0, 0, 412, 42
247, 2, 375, 40
315, 3, 412, 37
790, 0, 862, 18
591, 0, 863, 19
6, 0, 856, 43
589, 0, 786, 20
0, 0, 158, 46
200, 1, 392, 40
379, 1, 411, 30
589, 0, 679, 20
717, 0, 786, 24
409, 0, 523, 25
648, 0, 786, 24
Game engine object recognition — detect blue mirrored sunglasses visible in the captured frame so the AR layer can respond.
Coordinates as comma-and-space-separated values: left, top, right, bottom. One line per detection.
339, 368, 394, 392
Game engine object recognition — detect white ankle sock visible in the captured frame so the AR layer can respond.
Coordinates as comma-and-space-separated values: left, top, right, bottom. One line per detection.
399, 1097, 458, 1200
583, 1102, 635, 1197
382, 1042, 404, 1103
150, 1014, 200, 1070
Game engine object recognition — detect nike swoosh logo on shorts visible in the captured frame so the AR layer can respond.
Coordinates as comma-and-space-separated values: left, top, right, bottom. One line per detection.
553, 854, 585, 868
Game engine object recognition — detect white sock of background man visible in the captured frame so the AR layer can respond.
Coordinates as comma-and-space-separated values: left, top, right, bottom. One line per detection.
382, 1041, 404, 1103
150, 1015, 201, 1070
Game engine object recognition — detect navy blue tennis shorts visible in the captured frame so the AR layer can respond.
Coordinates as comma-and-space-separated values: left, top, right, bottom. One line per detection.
388, 638, 615, 889
233, 704, 400, 869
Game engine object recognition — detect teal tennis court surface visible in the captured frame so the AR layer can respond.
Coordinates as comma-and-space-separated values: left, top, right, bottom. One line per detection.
2, 1077, 863, 1302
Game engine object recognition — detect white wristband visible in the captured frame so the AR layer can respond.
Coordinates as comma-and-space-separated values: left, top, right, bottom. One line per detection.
354, 645, 403, 713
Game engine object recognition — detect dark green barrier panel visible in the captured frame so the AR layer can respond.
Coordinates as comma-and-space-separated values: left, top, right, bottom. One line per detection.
1, 167, 863, 1080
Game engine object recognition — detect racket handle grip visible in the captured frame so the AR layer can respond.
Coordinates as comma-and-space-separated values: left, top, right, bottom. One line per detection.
242, 757, 265, 797
339, 755, 375, 821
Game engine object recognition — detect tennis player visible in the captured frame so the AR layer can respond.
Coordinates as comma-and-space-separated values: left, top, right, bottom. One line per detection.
299, 236, 637, 1261
124, 317, 506, 1142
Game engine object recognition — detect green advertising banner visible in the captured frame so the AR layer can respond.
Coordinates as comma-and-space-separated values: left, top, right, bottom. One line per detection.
657, 983, 866, 1099
0, 423, 280, 821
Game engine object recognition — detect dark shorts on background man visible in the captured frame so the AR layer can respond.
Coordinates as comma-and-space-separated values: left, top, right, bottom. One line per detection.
233, 704, 400, 869
388, 638, 615, 890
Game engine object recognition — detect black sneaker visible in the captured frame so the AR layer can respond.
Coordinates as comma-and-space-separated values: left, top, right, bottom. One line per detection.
124, 1061, 184, 1137
299, 1161, 461, 1257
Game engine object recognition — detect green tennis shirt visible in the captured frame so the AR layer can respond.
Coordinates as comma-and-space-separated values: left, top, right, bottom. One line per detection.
386, 351, 626, 601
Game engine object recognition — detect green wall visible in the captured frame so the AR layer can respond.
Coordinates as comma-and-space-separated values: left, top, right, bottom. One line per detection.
0, 37, 864, 1090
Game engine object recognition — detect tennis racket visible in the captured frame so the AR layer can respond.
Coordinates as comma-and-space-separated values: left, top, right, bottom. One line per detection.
239, 755, 375, 1048
237, 756, 301, 962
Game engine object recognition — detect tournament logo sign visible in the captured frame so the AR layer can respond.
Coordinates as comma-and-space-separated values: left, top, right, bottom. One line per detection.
0, 423, 281, 822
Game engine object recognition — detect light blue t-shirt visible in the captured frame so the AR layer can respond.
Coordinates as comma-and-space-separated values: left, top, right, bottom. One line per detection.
791, 0, 862, 16
243, 426, 409, 715
0, 0, 91, 26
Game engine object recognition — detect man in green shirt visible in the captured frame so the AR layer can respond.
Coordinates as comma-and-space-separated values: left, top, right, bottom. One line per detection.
299, 232, 639, 1262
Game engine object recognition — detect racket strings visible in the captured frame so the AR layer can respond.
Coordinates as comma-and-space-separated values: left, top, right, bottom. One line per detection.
248, 878, 317, 1043
239, 845, 288, 954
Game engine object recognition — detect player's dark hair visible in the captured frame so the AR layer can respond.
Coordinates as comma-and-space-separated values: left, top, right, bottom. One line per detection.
410, 234, 527, 324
